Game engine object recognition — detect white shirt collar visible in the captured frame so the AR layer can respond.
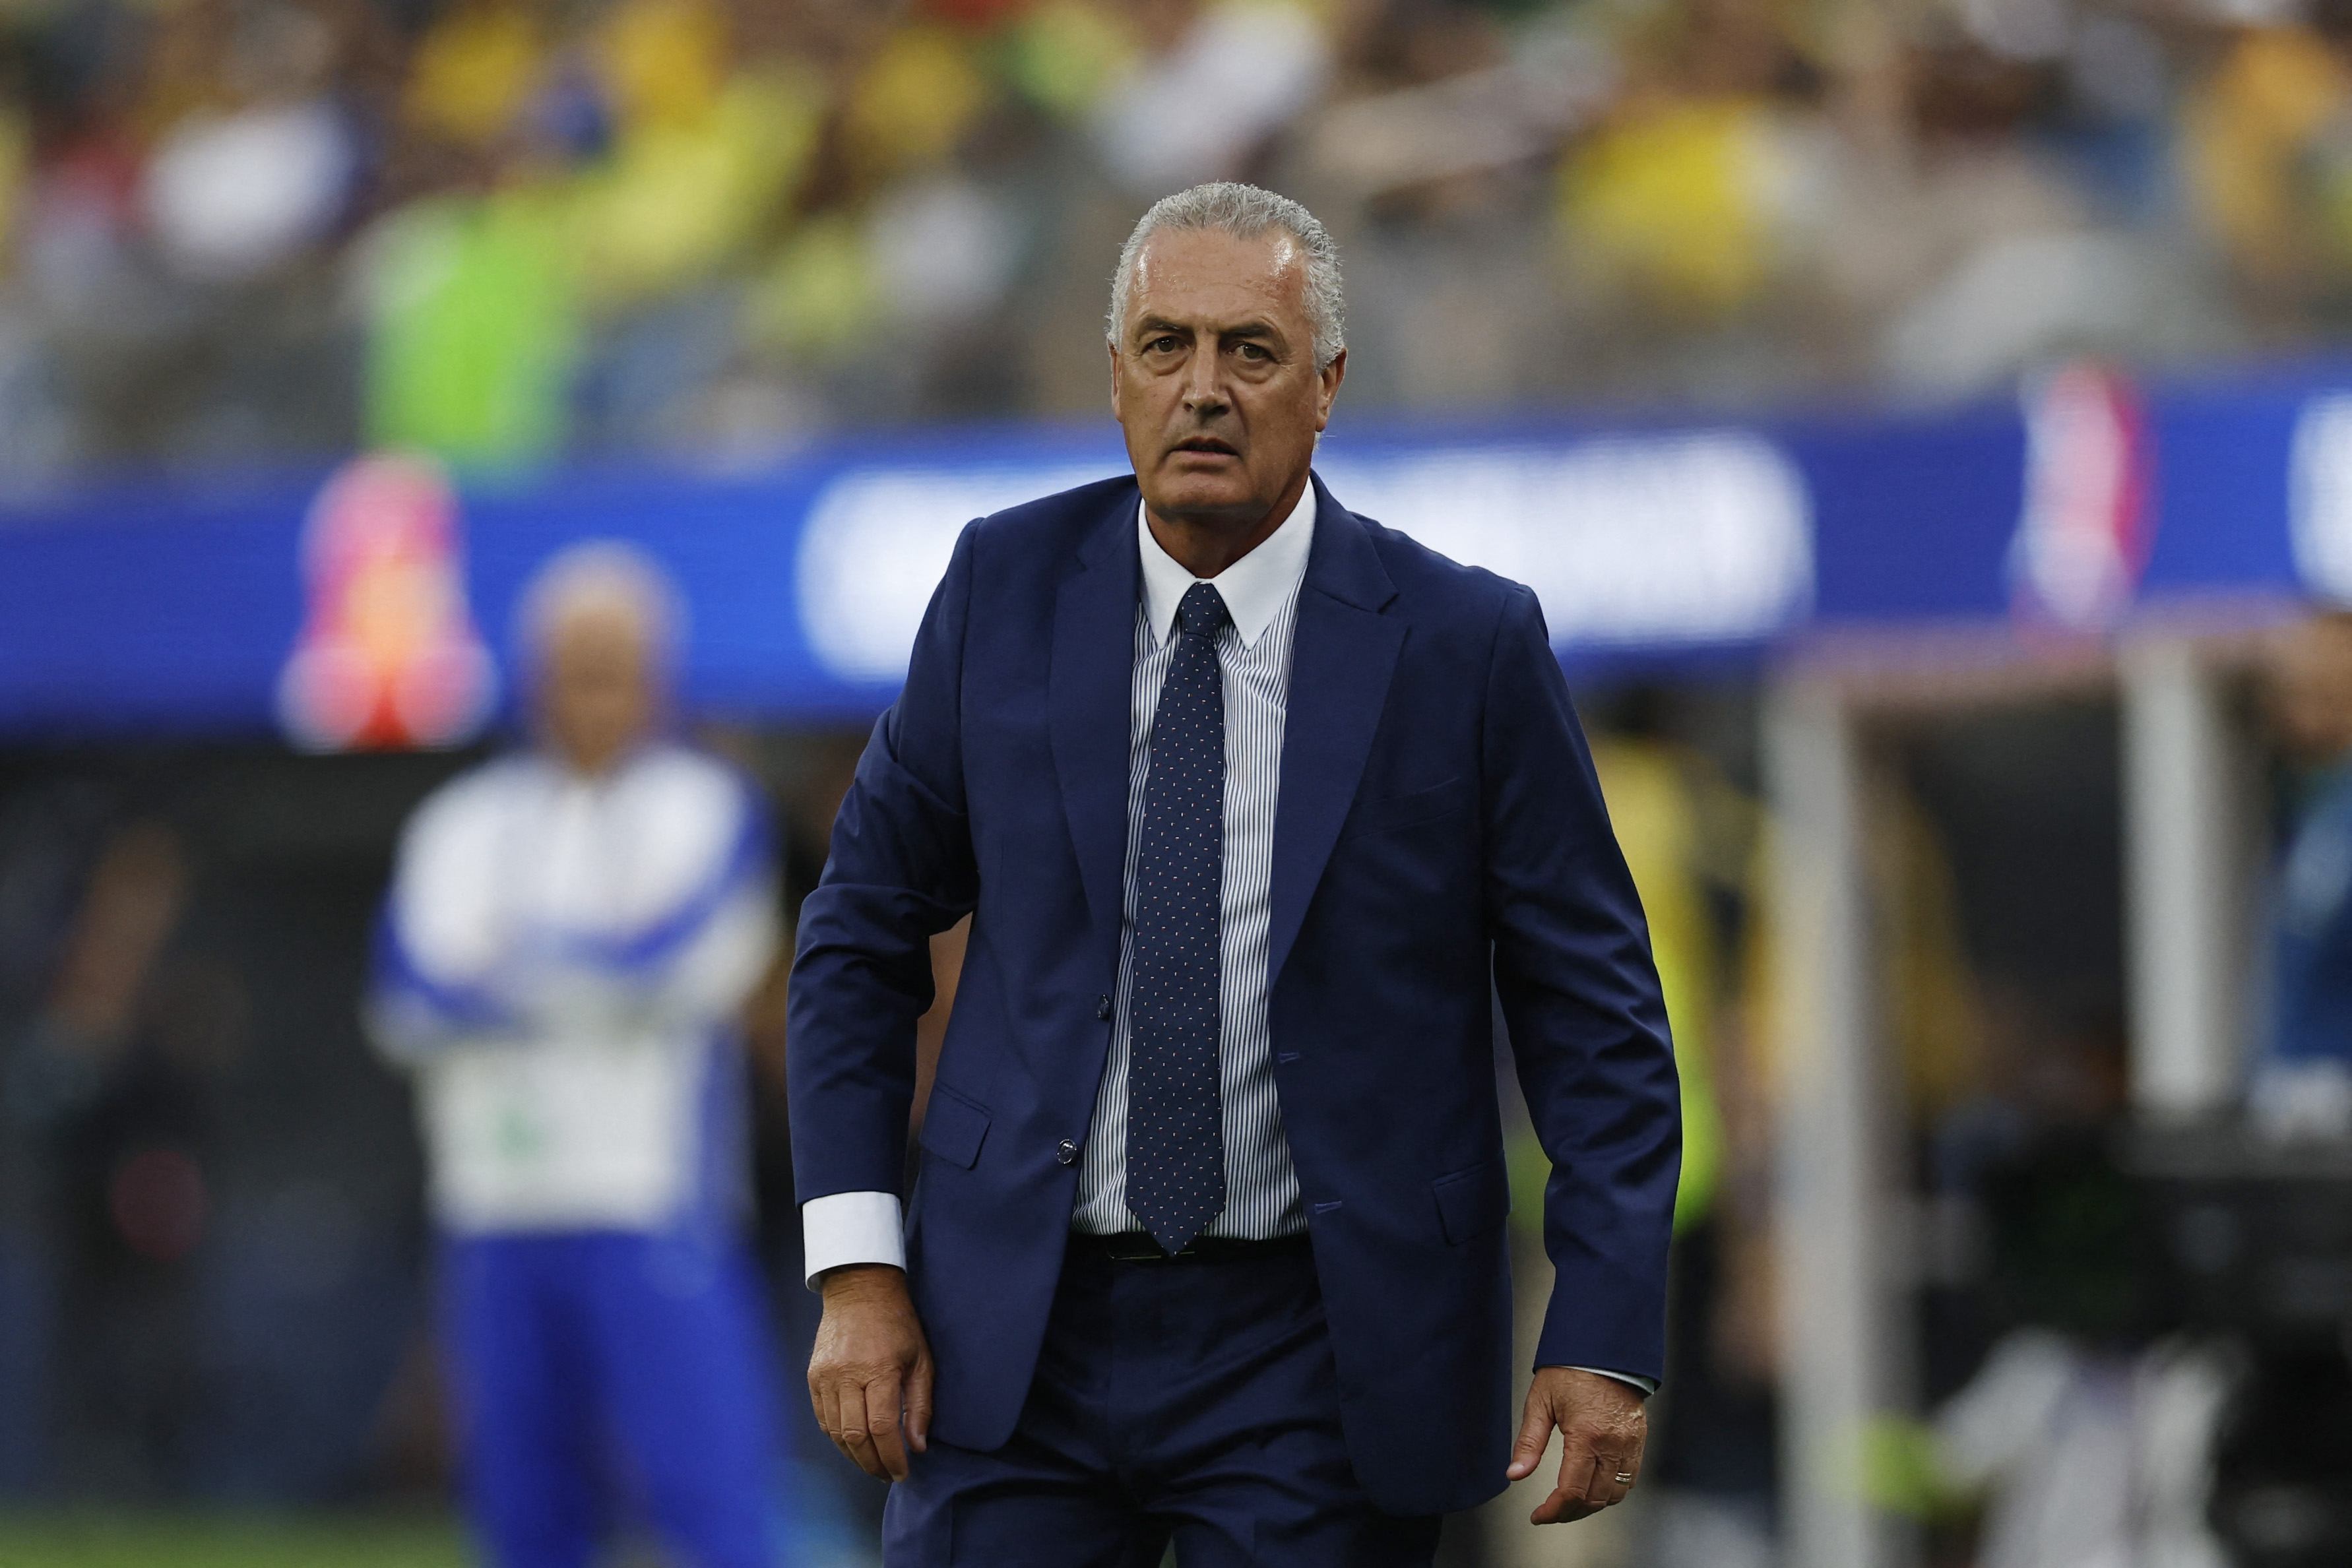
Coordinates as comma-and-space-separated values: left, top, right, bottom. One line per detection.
1137, 480, 1316, 650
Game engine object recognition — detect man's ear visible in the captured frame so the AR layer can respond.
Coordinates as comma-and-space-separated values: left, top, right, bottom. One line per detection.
1108, 338, 1124, 423
1314, 348, 1347, 431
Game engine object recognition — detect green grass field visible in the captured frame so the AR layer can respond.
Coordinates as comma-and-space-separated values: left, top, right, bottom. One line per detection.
0, 1513, 474, 1568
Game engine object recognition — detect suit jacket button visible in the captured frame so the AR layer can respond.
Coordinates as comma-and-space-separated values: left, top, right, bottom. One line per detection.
1056, 1138, 1079, 1166
1095, 994, 1113, 1020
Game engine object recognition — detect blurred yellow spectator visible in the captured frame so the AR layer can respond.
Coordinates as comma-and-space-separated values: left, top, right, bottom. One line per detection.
1879, 792, 1989, 1120
746, 215, 882, 362
402, 0, 545, 147
1737, 782, 1988, 1125
844, 23, 989, 180
1589, 736, 1731, 1231
2181, 27, 2352, 294
594, 0, 727, 131
1003, 0, 1139, 119
567, 65, 824, 307
1558, 96, 1788, 321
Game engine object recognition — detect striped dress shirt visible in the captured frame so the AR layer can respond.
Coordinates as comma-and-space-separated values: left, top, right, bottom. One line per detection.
1070, 489, 1314, 1238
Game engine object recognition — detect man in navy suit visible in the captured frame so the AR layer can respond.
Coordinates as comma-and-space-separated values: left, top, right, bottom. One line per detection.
788, 183, 1680, 1566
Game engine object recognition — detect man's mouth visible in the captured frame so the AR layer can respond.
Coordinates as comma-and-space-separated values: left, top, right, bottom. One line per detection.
1171, 438, 1238, 458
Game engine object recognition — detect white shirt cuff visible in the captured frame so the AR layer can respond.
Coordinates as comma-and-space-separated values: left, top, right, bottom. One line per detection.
801, 1190, 905, 1288
1568, 1365, 1658, 1397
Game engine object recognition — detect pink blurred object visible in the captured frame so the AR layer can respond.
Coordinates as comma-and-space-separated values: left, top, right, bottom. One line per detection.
277, 452, 498, 751
2008, 360, 2153, 633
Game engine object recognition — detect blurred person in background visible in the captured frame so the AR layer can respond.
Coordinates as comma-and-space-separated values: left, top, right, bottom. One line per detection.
790, 181, 1680, 1566
367, 540, 783, 1568
1, 817, 238, 1497
2248, 610, 2352, 1139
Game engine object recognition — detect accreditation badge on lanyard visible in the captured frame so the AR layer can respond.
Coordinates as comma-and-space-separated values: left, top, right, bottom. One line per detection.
421, 768, 707, 1232
426, 1032, 700, 1231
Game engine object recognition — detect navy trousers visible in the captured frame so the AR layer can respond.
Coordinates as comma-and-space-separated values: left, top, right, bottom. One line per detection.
883, 1241, 1442, 1567
441, 1232, 779, 1568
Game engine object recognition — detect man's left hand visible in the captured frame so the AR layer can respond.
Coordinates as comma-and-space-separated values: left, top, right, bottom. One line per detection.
1506, 1366, 1647, 1524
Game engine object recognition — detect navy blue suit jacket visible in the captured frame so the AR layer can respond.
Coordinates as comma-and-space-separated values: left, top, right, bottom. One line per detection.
788, 472, 1679, 1515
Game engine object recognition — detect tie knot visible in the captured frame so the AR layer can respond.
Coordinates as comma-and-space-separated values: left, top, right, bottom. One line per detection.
1178, 582, 1230, 641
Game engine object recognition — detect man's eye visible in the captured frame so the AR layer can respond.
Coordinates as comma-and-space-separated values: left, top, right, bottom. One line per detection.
1236, 343, 1269, 360
1145, 336, 1180, 354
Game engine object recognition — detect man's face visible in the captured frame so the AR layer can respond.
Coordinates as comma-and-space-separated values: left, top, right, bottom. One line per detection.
1110, 226, 1345, 533
536, 605, 658, 775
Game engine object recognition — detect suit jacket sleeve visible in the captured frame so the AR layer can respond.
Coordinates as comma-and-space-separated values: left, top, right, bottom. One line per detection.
788, 523, 983, 1203
1481, 584, 1681, 1382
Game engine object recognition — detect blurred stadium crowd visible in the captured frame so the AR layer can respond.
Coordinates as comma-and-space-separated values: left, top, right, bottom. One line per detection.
7, 0, 2352, 483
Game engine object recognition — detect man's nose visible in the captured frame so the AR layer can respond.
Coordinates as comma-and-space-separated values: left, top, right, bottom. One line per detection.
1180, 352, 1228, 416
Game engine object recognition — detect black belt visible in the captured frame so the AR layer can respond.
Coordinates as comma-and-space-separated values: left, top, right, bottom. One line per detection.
1069, 1231, 1311, 1265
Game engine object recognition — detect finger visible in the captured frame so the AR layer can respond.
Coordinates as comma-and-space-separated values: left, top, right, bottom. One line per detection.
813, 1377, 848, 1462
1606, 1447, 1644, 1499
905, 1352, 936, 1455
835, 1375, 891, 1481
1532, 1444, 1603, 1526
1584, 1452, 1634, 1509
863, 1369, 912, 1482
1505, 1389, 1556, 1481
825, 1389, 885, 1479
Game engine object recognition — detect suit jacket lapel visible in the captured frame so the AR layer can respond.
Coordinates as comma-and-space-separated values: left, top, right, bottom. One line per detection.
1048, 486, 1143, 946
1269, 474, 1403, 985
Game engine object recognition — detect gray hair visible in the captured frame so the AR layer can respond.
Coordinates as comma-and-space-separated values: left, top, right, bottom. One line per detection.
1108, 183, 1345, 371
519, 540, 685, 666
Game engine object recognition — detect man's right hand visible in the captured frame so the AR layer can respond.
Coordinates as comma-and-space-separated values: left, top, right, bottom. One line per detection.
810, 1263, 935, 1482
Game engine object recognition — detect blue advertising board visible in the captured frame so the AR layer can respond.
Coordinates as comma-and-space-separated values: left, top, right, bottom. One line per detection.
0, 361, 2341, 743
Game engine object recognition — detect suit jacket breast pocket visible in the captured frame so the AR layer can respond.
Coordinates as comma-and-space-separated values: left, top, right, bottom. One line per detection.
918, 1083, 991, 1170
1340, 776, 1469, 842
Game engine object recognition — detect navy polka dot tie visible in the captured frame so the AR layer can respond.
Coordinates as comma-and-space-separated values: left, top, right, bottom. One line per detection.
1126, 580, 1230, 1255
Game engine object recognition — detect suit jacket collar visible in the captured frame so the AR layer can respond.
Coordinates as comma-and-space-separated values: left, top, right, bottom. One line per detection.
1299, 470, 1397, 613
